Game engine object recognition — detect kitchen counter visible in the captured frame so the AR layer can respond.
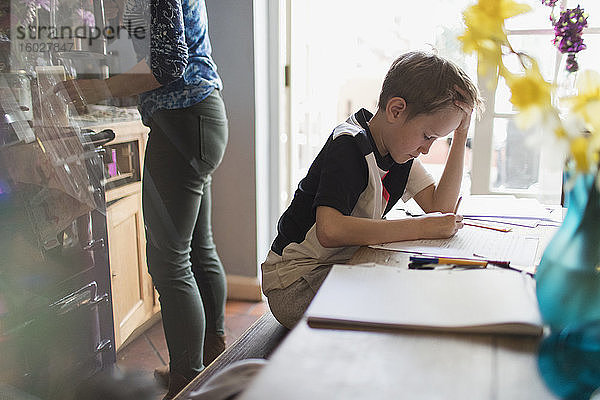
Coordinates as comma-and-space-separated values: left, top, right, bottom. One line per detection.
70, 105, 142, 128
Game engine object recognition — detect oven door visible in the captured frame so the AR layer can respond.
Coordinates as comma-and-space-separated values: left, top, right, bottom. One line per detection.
1, 281, 112, 399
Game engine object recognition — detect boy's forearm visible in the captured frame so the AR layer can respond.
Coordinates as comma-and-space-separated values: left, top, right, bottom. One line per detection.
316, 207, 425, 247
429, 99, 474, 212
431, 134, 467, 211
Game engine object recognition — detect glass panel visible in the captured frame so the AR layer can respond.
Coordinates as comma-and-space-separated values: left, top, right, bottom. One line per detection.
490, 117, 542, 191
576, 34, 600, 71
505, 0, 599, 31
581, 2, 600, 26
505, 0, 557, 31
288, 0, 477, 205
494, 77, 516, 115
494, 34, 557, 114
505, 34, 558, 79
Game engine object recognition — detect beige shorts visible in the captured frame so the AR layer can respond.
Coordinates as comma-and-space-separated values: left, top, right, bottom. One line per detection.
264, 265, 332, 329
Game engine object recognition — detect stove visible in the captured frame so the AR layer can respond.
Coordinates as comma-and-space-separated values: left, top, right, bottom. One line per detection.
0, 122, 116, 399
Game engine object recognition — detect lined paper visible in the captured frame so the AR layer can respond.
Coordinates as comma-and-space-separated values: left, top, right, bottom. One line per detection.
371, 226, 539, 270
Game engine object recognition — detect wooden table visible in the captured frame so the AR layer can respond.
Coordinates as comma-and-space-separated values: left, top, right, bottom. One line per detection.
237, 247, 558, 400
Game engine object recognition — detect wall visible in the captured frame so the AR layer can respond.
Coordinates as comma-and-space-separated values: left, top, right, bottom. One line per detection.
205, 0, 261, 297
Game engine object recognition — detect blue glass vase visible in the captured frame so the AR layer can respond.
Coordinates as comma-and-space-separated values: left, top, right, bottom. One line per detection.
538, 320, 600, 399
535, 172, 600, 332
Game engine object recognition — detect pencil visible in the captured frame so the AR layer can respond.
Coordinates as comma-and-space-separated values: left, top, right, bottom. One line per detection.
454, 196, 462, 214
463, 222, 512, 232
410, 256, 487, 267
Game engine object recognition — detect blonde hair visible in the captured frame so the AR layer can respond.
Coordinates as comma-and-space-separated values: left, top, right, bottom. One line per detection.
378, 51, 483, 119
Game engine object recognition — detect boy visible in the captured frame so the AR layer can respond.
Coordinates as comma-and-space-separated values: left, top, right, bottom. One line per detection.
262, 51, 483, 329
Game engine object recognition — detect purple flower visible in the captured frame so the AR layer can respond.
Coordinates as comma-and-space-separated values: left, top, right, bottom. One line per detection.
76, 8, 95, 27
541, 0, 558, 6
551, 5, 588, 72
19, 0, 50, 11
565, 53, 579, 73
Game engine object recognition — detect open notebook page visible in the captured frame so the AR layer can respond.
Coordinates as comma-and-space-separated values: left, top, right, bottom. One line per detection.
370, 225, 539, 270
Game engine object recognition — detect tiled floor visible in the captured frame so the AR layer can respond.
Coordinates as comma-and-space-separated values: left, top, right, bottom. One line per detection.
115, 300, 268, 399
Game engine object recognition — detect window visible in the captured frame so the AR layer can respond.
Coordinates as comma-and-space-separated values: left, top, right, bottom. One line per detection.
283, 0, 600, 212
284, 0, 476, 213
470, 0, 600, 203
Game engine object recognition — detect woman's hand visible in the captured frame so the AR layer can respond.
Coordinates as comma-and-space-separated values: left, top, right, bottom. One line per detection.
53, 79, 112, 114
414, 212, 464, 239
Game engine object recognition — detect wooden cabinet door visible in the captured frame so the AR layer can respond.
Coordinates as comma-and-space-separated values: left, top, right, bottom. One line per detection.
107, 192, 154, 349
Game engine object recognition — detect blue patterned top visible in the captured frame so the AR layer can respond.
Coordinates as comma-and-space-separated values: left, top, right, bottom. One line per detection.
124, 0, 222, 123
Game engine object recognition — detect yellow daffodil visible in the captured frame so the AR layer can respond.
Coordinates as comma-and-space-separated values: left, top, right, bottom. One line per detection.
567, 70, 600, 133
475, 0, 532, 21
506, 64, 553, 111
554, 126, 568, 139
569, 136, 594, 172
504, 64, 553, 129
461, 0, 532, 41
589, 133, 600, 171
459, 0, 531, 74
459, 28, 503, 75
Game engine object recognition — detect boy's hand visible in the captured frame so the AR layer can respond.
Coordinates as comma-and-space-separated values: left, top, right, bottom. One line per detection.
414, 212, 464, 239
453, 85, 473, 140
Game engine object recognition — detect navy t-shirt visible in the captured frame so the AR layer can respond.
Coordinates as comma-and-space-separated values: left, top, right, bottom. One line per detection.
272, 108, 413, 256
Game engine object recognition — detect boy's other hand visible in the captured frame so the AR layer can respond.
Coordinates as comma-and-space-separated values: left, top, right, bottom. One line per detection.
415, 212, 464, 239
453, 85, 473, 139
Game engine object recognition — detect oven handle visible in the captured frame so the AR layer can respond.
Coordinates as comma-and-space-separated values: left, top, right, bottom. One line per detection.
95, 338, 113, 354
90, 292, 109, 306
50, 281, 109, 315
83, 238, 105, 251
82, 129, 115, 147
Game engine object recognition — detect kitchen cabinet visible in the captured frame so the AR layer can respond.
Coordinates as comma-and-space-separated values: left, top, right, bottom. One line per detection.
106, 191, 157, 349
98, 120, 159, 350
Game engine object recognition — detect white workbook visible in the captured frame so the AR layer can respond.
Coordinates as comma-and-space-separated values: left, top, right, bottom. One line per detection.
306, 264, 543, 336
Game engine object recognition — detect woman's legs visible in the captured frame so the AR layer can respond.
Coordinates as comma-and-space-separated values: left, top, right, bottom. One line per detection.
143, 90, 228, 386
191, 176, 227, 363
143, 124, 207, 381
